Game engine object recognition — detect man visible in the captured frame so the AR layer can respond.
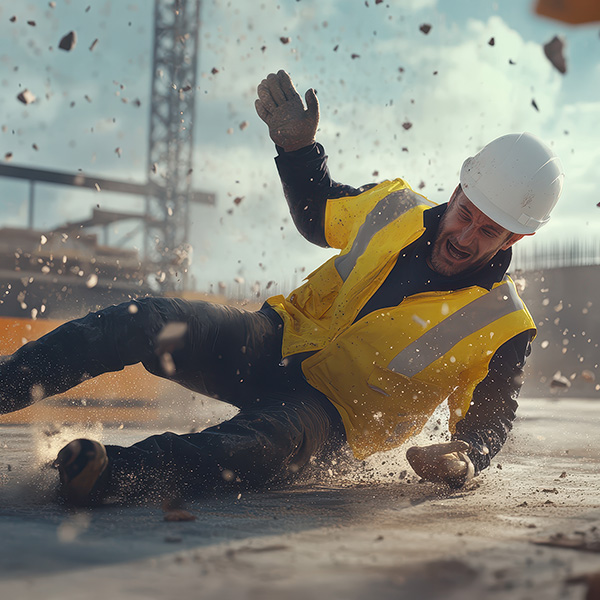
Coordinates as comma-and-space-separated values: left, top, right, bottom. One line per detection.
0, 71, 563, 506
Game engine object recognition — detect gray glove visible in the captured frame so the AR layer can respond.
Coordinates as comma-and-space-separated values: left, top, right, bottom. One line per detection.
406, 440, 475, 488
255, 70, 319, 152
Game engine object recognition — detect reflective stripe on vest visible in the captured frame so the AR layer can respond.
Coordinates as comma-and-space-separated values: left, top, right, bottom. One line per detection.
387, 277, 524, 377
334, 189, 435, 281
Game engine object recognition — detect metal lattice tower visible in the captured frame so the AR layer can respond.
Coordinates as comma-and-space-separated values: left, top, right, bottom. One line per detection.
146, 0, 207, 291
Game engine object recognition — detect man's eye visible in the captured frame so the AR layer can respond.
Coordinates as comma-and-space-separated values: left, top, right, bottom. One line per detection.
483, 229, 496, 238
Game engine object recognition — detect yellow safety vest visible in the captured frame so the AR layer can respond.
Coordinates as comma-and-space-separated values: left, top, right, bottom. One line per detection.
267, 179, 536, 459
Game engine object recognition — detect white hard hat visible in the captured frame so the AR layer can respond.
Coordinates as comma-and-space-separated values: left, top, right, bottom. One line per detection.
459, 132, 564, 234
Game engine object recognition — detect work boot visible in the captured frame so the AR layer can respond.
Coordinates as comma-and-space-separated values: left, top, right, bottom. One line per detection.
54, 438, 109, 506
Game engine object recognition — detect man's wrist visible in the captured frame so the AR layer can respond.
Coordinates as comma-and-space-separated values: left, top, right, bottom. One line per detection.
275, 141, 317, 156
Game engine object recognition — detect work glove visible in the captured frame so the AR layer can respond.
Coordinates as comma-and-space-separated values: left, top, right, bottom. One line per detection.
255, 70, 319, 152
406, 440, 475, 488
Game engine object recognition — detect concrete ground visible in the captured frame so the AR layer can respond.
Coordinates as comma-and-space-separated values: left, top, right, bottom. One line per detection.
1, 397, 599, 600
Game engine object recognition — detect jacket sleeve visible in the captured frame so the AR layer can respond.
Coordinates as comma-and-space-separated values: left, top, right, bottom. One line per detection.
452, 329, 534, 475
274, 142, 376, 248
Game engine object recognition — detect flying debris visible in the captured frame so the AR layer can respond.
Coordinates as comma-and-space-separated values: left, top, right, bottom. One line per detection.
59, 31, 77, 51
531, 99, 540, 111
488, 37, 495, 46
581, 370, 596, 382
280, 37, 291, 44
419, 24, 432, 34
402, 122, 413, 130
89, 38, 99, 51
543, 36, 567, 74
17, 89, 36, 105
550, 371, 571, 389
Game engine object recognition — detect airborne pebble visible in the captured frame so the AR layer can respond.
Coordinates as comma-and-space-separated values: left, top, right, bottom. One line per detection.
59, 31, 77, 51
17, 90, 36, 105
419, 24, 432, 34
543, 35, 567, 74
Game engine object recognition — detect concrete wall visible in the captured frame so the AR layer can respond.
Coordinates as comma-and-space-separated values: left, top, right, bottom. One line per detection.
518, 265, 599, 398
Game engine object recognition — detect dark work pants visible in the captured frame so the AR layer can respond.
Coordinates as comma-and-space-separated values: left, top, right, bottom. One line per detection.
0, 298, 345, 503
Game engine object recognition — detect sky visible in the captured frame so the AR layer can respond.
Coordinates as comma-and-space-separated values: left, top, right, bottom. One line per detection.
0, 0, 598, 294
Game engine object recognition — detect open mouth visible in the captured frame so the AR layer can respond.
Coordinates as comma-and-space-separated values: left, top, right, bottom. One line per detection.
446, 240, 470, 260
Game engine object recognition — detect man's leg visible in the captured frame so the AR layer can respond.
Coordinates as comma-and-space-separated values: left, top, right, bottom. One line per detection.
61, 388, 345, 505
0, 297, 283, 414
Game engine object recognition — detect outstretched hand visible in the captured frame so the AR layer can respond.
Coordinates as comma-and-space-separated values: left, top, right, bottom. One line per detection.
255, 70, 319, 152
406, 440, 475, 488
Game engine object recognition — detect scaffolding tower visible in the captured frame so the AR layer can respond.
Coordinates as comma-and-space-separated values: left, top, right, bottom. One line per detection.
146, 0, 213, 290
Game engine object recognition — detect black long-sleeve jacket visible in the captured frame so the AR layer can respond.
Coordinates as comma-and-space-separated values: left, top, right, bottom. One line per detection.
275, 142, 534, 475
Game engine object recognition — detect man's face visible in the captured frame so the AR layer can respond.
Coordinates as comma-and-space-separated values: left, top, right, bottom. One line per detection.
428, 186, 524, 277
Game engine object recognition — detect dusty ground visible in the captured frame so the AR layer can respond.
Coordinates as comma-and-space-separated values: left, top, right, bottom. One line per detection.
1, 397, 599, 600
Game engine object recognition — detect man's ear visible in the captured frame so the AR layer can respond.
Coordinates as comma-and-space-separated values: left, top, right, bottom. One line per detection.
501, 232, 533, 251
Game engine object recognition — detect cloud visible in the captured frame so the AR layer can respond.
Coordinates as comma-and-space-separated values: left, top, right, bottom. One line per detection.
0, 1, 597, 293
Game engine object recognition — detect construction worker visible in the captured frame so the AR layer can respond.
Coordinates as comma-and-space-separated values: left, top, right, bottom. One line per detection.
0, 71, 563, 506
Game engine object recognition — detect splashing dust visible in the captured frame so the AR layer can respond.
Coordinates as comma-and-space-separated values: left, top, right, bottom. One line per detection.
310, 402, 452, 486
0, 422, 106, 507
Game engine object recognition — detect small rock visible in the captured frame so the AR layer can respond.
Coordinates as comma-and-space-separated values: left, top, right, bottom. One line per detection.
351, 53, 360, 59
420, 23, 432, 34
488, 37, 495, 46
239, 121, 248, 131
581, 370, 595, 382
551, 372, 571, 389
402, 121, 413, 130
531, 98, 540, 112
59, 31, 77, 51
233, 196, 244, 205
17, 89, 36, 105
89, 38, 99, 51
543, 35, 567, 74
280, 36, 290, 44
27, 20, 36, 27
211, 67, 219, 74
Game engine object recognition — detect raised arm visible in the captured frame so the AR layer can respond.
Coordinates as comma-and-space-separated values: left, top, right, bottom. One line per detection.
256, 71, 375, 247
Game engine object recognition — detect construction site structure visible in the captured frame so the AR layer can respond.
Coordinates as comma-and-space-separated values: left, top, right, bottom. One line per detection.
0, 0, 214, 425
